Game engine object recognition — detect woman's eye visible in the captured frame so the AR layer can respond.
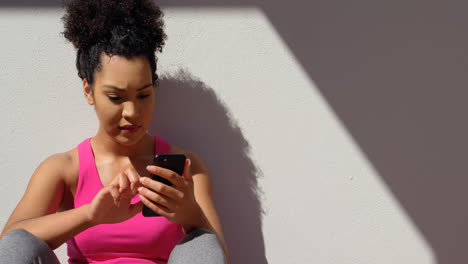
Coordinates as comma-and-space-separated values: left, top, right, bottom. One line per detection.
108, 96, 121, 101
138, 94, 150, 99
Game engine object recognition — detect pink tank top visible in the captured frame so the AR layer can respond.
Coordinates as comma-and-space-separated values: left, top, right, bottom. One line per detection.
66, 135, 184, 263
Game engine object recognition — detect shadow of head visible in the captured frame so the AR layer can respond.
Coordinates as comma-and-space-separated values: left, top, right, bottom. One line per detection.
149, 69, 268, 264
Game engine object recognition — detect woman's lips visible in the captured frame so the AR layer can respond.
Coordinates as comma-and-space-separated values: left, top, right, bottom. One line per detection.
119, 125, 140, 134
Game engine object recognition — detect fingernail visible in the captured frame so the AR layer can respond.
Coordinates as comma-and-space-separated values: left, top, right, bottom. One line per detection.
138, 187, 143, 193
188, 159, 191, 166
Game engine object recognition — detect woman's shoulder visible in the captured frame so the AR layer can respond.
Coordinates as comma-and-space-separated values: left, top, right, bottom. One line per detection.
38, 147, 79, 183
40, 148, 76, 168
170, 144, 197, 160
170, 144, 208, 172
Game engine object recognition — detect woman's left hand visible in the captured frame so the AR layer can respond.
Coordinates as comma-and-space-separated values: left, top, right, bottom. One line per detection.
138, 159, 206, 232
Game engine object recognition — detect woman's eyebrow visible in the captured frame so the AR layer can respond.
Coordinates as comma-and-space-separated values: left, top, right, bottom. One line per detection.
102, 83, 153, 91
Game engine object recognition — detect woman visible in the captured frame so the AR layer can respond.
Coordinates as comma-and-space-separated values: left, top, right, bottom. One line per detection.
0, 0, 228, 263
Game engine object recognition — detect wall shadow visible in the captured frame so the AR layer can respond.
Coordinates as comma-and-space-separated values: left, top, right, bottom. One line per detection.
148, 70, 267, 264
257, 1, 468, 263
0, 0, 251, 7
153, 1, 468, 263
0, 0, 63, 7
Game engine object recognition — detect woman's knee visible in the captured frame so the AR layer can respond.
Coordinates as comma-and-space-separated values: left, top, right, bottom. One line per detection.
0, 228, 60, 264
168, 228, 226, 264
1, 228, 35, 245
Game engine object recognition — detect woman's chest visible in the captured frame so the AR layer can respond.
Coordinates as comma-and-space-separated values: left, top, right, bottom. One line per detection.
94, 157, 153, 186
60, 156, 153, 211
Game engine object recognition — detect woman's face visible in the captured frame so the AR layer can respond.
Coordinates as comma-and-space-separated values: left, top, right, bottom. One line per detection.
84, 53, 155, 146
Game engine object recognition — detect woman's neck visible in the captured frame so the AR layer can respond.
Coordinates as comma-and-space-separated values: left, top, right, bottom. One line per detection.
90, 129, 154, 159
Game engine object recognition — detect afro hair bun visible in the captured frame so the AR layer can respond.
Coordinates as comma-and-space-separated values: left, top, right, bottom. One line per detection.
62, 0, 166, 52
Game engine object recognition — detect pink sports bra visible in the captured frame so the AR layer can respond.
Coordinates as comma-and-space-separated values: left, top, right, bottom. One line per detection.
66, 135, 184, 263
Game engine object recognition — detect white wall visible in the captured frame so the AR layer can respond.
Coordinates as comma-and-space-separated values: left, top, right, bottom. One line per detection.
2, 2, 467, 263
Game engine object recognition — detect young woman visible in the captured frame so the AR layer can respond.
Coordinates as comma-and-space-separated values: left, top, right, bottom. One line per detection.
0, 0, 228, 263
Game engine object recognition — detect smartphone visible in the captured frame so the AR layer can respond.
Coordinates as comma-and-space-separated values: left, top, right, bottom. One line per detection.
142, 154, 186, 217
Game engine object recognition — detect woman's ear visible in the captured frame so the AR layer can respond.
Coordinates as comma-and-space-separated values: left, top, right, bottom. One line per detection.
83, 78, 95, 105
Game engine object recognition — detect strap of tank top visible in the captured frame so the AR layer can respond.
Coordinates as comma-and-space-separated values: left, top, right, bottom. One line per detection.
75, 138, 101, 207
154, 135, 170, 154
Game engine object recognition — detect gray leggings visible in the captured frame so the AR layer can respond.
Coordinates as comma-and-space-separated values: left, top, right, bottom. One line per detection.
0, 228, 226, 264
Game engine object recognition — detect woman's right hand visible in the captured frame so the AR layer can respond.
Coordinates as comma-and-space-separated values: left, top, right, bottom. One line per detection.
87, 168, 144, 225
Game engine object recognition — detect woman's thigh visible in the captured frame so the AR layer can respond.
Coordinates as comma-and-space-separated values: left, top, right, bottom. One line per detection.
168, 228, 226, 264
0, 229, 61, 264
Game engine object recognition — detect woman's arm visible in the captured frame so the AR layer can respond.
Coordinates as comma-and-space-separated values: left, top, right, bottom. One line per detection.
1, 152, 143, 250
0, 153, 92, 249
186, 151, 229, 260
2, 204, 93, 250
140, 145, 230, 260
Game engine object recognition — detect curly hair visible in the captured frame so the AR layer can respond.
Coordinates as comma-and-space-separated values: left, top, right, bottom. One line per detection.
61, 0, 167, 90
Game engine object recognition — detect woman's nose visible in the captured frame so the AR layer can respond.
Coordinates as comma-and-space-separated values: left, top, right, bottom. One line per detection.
122, 101, 138, 120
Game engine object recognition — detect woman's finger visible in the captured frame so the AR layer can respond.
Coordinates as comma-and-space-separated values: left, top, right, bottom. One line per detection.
139, 177, 183, 200
146, 165, 184, 188
181, 159, 192, 182
139, 194, 173, 218
138, 186, 175, 209
124, 167, 142, 191
108, 185, 121, 207
118, 172, 130, 194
